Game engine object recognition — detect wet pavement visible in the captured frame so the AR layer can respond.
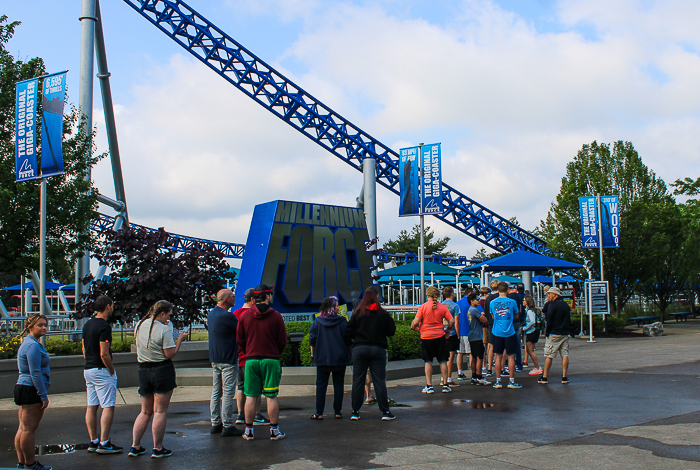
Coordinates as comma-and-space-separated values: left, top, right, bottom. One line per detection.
1, 320, 699, 469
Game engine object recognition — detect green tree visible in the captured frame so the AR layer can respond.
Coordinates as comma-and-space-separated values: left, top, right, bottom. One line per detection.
0, 16, 103, 280
672, 177, 700, 314
75, 226, 235, 328
538, 141, 669, 315
382, 224, 456, 263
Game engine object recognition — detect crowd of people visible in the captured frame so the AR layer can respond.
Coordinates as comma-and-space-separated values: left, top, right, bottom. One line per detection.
12, 280, 571, 468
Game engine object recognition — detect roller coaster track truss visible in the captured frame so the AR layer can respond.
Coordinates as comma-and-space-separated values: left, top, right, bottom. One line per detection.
122, 0, 549, 255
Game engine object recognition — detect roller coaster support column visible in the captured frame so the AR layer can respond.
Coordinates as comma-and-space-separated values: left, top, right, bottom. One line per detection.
76, 0, 97, 306
363, 158, 377, 267
522, 271, 532, 296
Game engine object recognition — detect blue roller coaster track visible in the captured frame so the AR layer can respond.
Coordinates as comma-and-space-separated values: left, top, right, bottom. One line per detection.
120, 0, 549, 255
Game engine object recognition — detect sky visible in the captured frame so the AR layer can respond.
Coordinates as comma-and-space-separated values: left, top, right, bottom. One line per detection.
4, 0, 700, 268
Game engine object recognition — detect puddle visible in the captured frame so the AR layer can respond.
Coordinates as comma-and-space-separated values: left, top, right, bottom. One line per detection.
171, 411, 201, 416
8, 444, 91, 455
452, 399, 508, 410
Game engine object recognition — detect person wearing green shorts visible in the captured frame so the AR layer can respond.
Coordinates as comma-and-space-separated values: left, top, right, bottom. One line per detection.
236, 284, 287, 441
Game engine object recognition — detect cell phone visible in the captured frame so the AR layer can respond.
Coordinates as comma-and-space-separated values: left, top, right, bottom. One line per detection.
181, 326, 191, 335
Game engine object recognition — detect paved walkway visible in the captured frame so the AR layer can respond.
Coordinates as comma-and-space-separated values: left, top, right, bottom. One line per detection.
1, 320, 699, 469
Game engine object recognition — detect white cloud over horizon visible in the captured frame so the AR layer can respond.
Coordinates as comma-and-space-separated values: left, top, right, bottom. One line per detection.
86, 0, 700, 266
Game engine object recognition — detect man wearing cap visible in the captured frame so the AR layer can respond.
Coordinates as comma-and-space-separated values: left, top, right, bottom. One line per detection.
207, 289, 243, 437
538, 287, 571, 385
489, 282, 522, 389
236, 284, 287, 441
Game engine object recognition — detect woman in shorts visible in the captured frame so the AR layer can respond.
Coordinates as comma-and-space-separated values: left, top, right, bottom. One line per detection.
14, 314, 52, 470
523, 296, 543, 375
130, 300, 187, 459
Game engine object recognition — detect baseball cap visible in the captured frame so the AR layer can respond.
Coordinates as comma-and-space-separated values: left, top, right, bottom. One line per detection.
253, 284, 274, 295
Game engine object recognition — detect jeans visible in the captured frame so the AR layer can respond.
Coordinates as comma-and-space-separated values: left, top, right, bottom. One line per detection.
210, 362, 238, 427
315, 366, 346, 414
351, 345, 389, 413
513, 323, 522, 368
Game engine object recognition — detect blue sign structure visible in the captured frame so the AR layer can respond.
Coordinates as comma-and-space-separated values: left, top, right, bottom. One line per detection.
15, 78, 39, 182
600, 196, 620, 248
40, 72, 67, 177
421, 143, 443, 214
579, 196, 620, 249
234, 200, 375, 318
399, 146, 420, 216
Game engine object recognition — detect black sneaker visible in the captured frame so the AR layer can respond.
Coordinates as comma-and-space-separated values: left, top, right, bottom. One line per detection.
538, 377, 549, 384
87, 441, 99, 452
458, 373, 468, 380
222, 426, 244, 437
16, 463, 25, 469
235, 412, 245, 424
128, 446, 146, 457
387, 398, 399, 407
96, 440, 123, 454
350, 411, 360, 420
210, 423, 223, 434
151, 447, 172, 459
562, 377, 569, 384
254, 413, 270, 425
25, 462, 52, 470
270, 428, 286, 440
381, 411, 396, 421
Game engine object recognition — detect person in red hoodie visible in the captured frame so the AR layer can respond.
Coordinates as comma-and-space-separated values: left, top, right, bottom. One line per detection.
236, 284, 287, 441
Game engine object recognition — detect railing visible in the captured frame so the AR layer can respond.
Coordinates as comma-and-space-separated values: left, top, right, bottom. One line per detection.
384, 305, 418, 321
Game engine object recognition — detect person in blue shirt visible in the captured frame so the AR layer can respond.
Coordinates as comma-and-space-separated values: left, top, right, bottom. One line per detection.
455, 289, 472, 381
14, 313, 53, 470
466, 293, 489, 385
489, 282, 522, 390
442, 287, 461, 386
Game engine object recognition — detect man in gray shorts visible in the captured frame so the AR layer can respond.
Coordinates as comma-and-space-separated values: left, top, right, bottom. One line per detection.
538, 287, 571, 385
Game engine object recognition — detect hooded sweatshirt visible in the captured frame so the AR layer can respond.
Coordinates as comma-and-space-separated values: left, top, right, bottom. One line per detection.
309, 315, 351, 367
236, 303, 287, 360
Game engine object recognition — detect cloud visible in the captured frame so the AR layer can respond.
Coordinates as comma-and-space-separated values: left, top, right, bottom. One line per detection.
91, 0, 700, 264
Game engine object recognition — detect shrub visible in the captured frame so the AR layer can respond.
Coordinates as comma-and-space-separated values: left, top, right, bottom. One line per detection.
299, 334, 312, 366
387, 325, 421, 361
606, 316, 626, 334
280, 321, 312, 367
45, 339, 82, 356
0, 334, 23, 360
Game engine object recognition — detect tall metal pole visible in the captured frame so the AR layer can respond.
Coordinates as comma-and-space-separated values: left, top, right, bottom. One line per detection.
76, 0, 97, 307
597, 194, 604, 282
419, 143, 425, 304
363, 158, 377, 267
39, 178, 47, 318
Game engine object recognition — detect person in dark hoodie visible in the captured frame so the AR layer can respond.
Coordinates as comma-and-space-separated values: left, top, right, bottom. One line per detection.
236, 284, 287, 441
347, 288, 396, 421
309, 296, 351, 420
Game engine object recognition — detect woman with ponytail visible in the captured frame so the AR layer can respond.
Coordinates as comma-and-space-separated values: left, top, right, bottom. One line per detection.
130, 301, 187, 459
346, 287, 396, 421
14, 313, 52, 470
411, 286, 454, 394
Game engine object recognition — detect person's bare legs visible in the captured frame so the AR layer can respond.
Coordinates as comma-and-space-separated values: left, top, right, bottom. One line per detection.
447, 352, 456, 380
364, 371, 373, 401
100, 406, 115, 442
16, 404, 44, 466
132, 394, 154, 449
86, 405, 99, 441
508, 354, 515, 380
487, 344, 494, 372
245, 395, 261, 425
266, 396, 280, 424
562, 356, 569, 378
151, 391, 173, 450
236, 390, 244, 417
494, 354, 502, 380
526, 343, 540, 369
440, 361, 448, 385
542, 357, 553, 379
457, 352, 464, 374
424, 362, 433, 386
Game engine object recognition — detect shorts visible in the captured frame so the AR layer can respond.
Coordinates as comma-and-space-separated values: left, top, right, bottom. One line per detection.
447, 335, 460, 352
492, 334, 518, 356
244, 359, 282, 398
482, 327, 489, 345
469, 340, 485, 359
421, 337, 449, 363
488, 330, 496, 345
544, 334, 570, 358
14, 384, 43, 406
237, 363, 245, 391
138, 360, 177, 396
458, 336, 471, 354
84, 368, 118, 407
526, 330, 540, 344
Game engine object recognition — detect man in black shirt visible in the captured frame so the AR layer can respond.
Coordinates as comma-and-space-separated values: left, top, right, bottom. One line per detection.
82, 295, 122, 454
538, 287, 571, 385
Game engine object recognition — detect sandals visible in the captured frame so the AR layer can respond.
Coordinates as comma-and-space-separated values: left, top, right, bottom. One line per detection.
310, 414, 323, 420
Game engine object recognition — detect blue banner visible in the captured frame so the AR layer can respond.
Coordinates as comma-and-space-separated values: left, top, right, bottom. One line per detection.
421, 143, 443, 215
399, 146, 420, 216
578, 196, 599, 248
15, 78, 39, 182
600, 195, 620, 248
40, 72, 67, 177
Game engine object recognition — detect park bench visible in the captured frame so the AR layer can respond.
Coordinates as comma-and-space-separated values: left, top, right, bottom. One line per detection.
627, 316, 660, 327
668, 312, 693, 322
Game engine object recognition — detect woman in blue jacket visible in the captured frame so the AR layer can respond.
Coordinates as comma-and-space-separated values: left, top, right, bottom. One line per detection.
15, 313, 52, 470
309, 296, 350, 419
